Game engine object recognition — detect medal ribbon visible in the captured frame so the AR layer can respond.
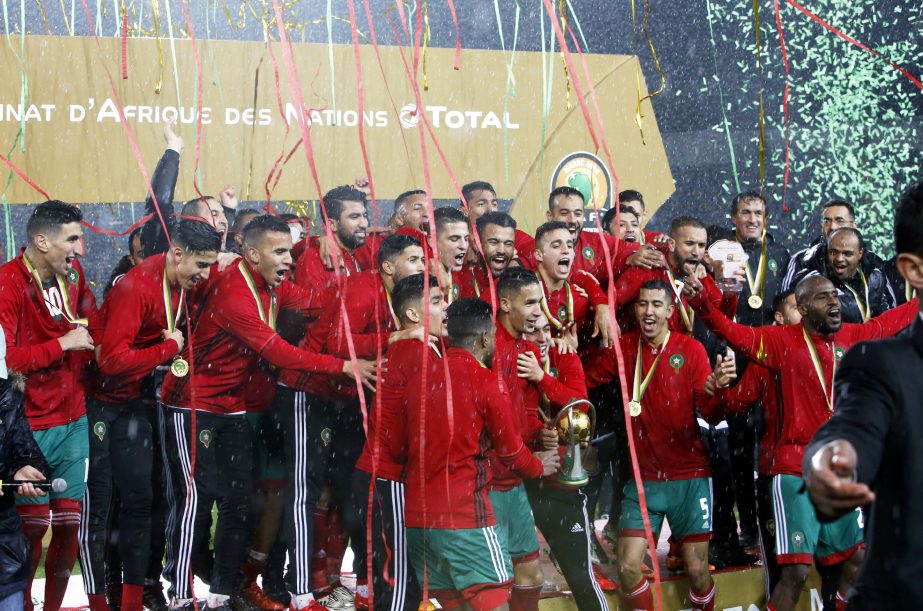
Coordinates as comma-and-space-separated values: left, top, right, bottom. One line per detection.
238, 261, 278, 330
384, 287, 402, 330
22, 254, 88, 325
801, 326, 835, 412
743, 232, 769, 301
540, 280, 574, 331
907, 281, 917, 303
664, 267, 695, 333
843, 270, 870, 322
472, 271, 481, 298
162, 267, 185, 333
632, 332, 671, 404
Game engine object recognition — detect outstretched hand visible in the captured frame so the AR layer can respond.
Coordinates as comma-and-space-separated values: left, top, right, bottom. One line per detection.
164, 120, 184, 154
806, 440, 874, 518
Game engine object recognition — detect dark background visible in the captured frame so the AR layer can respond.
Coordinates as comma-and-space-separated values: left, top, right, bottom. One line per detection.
1, 0, 920, 296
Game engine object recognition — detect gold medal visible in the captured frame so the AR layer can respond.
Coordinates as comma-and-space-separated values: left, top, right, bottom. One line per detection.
170, 357, 189, 378
628, 400, 642, 417
748, 295, 763, 309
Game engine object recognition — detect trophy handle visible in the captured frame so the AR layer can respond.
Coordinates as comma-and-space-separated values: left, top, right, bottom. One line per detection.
556, 398, 596, 438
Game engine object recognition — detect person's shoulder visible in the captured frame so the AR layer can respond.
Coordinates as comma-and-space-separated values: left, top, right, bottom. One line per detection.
841, 333, 917, 371
0, 257, 26, 285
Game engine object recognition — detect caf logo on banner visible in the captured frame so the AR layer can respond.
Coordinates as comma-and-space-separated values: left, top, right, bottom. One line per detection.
550, 152, 613, 226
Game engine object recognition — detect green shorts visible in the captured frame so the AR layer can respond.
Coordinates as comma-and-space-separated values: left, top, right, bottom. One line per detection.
772, 474, 864, 565
246, 411, 286, 488
619, 477, 713, 543
18, 416, 88, 504
489, 486, 539, 561
408, 525, 513, 593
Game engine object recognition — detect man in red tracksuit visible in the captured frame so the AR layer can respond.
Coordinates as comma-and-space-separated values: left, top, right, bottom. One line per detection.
457, 211, 518, 310
0, 201, 97, 611
614, 216, 737, 335
395, 298, 557, 611
687, 273, 918, 611
433, 206, 470, 304
585, 279, 735, 611
531, 221, 613, 360
159, 216, 375, 611
84, 220, 222, 611
349, 272, 445, 611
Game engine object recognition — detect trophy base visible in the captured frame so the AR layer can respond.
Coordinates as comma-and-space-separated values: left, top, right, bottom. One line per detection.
556, 474, 590, 487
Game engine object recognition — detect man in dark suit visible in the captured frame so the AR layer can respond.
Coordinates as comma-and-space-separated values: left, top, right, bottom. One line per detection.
805, 180, 923, 610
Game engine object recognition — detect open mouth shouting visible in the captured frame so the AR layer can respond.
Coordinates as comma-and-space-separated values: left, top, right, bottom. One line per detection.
640, 314, 658, 335
488, 253, 509, 274
556, 256, 572, 277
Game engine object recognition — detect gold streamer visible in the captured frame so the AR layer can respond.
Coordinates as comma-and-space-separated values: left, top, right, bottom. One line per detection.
35, 0, 51, 34
151, 0, 164, 94
632, 0, 667, 145
557, 0, 571, 110
57, 0, 73, 35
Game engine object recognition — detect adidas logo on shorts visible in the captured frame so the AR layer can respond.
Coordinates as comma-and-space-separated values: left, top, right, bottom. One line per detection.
571, 522, 584, 533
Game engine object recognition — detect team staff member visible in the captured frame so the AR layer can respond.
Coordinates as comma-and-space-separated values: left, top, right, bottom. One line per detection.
82, 220, 222, 611
348, 273, 445, 611
804, 180, 923, 610
0, 201, 97, 611
160, 216, 375, 611
686, 274, 918, 611
396, 298, 558, 611
457, 211, 518, 309
586, 280, 735, 611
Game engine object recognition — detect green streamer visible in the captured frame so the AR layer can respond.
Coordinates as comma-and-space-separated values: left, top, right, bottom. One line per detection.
704, 0, 741, 194
539, 2, 548, 170
492, 0, 520, 181
564, 0, 590, 52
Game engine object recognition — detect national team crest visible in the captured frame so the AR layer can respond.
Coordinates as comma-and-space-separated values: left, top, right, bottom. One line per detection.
321, 428, 333, 447
669, 354, 684, 372
582, 246, 595, 261
791, 531, 805, 549
451, 284, 460, 300
93, 421, 106, 441
66, 268, 79, 285
769, 259, 779, 274
834, 347, 845, 361
199, 429, 213, 449
549, 367, 559, 379
557, 306, 568, 321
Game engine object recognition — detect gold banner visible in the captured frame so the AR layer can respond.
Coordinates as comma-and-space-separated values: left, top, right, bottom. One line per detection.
0, 35, 672, 231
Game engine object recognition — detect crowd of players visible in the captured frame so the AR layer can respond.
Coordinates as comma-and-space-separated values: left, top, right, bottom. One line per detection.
1, 119, 920, 611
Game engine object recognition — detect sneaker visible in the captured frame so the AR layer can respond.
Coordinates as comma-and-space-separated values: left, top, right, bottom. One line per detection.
143, 585, 169, 611
592, 563, 618, 592
242, 582, 286, 611
316, 587, 354, 610
289, 601, 327, 611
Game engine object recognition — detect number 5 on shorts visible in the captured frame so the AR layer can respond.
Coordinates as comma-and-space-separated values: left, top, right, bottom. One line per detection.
700, 497, 710, 529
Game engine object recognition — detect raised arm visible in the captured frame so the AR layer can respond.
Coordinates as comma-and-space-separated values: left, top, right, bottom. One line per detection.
139, 121, 183, 256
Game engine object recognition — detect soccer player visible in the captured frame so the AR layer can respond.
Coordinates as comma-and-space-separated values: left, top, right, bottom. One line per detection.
84, 219, 222, 611
159, 215, 375, 611
532, 221, 613, 357
614, 216, 736, 335
389, 189, 430, 234
432, 206, 470, 303
460, 181, 534, 267
348, 272, 445, 611
618, 189, 666, 245
457, 211, 518, 308
0, 201, 97, 611
227, 209, 262, 254
397, 298, 558, 611
601, 205, 642, 244
585, 279, 736, 611
686, 273, 918, 611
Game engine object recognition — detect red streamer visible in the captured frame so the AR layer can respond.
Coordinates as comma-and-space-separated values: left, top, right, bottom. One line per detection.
0, 152, 51, 201
120, 4, 128, 80
786, 0, 923, 90
445, 0, 461, 70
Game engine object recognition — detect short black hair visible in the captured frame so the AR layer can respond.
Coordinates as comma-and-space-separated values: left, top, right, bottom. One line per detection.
497, 267, 539, 300
391, 272, 439, 326
180, 195, 217, 218
446, 298, 494, 349
461, 181, 495, 205
232, 208, 262, 234
821, 199, 856, 220
279, 212, 300, 222
827, 226, 865, 250
434, 206, 468, 234
475, 211, 517, 236
601, 205, 639, 232
395, 189, 427, 210
377, 233, 422, 269
731, 190, 767, 216
127, 226, 143, 255
26, 200, 83, 239
639, 279, 673, 301
173, 219, 223, 254
772, 288, 796, 314
242, 214, 291, 246
895, 181, 923, 256
548, 186, 585, 210
618, 189, 645, 210
322, 185, 367, 224
669, 216, 707, 237
534, 221, 570, 249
